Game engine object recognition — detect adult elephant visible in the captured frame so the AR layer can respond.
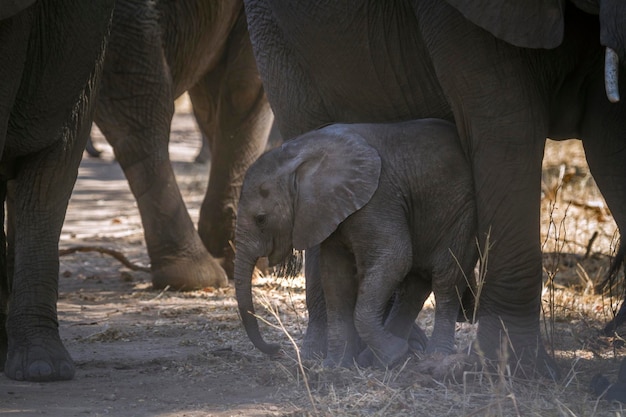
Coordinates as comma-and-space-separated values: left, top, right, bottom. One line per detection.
242, 0, 626, 376
94, 0, 274, 290
0, 0, 114, 381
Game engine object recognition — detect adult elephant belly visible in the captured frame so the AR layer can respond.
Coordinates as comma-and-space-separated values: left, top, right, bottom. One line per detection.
263, 0, 452, 135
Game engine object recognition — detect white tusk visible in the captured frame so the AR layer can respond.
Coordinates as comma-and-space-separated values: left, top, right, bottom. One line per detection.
605, 47, 620, 103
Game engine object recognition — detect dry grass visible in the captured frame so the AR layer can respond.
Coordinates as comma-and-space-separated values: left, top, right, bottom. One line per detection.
241, 138, 626, 416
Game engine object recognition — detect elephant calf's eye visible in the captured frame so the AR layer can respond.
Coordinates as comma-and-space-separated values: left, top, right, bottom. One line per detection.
255, 214, 267, 227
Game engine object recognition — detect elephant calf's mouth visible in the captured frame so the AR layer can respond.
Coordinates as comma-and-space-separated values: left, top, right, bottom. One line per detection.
267, 238, 289, 267
271, 250, 304, 278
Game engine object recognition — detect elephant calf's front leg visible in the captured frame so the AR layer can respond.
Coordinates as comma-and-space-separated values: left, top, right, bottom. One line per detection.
301, 245, 328, 360
320, 239, 360, 367
357, 276, 431, 367
353, 261, 413, 368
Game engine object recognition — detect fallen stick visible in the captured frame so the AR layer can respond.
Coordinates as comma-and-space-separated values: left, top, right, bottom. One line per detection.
59, 245, 151, 273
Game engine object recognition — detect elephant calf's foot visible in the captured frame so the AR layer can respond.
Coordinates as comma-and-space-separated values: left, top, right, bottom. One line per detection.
357, 324, 428, 366
357, 339, 409, 369
5, 329, 75, 381
416, 352, 473, 382
152, 252, 228, 291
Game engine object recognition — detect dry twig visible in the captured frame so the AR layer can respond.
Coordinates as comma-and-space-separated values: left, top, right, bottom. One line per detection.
59, 245, 150, 272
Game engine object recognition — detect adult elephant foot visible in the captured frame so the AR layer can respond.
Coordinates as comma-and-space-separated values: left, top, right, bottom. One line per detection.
474, 316, 560, 381
4, 327, 75, 382
151, 246, 228, 291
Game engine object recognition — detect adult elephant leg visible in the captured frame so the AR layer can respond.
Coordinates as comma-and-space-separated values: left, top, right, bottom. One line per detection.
95, 0, 227, 290
4, 72, 102, 381
414, 0, 554, 377
192, 13, 273, 279
244, 0, 333, 358
579, 80, 626, 334
2, 0, 112, 381
0, 9, 30, 369
188, 80, 216, 166
0, 181, 7, 370
467, 108, 550, 377
4, 145, 83, 381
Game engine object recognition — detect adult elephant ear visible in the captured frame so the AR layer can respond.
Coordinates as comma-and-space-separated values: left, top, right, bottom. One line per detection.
0, 0, 36, 20
284, 125, 381, 250
445, 0, 565, 49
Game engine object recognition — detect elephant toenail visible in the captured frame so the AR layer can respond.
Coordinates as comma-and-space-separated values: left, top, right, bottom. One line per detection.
30, 360, 53, 378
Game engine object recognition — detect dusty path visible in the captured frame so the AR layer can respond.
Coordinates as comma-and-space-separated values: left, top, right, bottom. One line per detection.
0, 112, 309, 417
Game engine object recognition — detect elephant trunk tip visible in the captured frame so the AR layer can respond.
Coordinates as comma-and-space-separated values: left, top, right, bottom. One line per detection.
258, 340, 282, 355
240, 308, 282, 355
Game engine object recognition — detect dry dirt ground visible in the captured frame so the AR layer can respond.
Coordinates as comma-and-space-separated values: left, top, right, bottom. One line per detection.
2, 104, 626, 416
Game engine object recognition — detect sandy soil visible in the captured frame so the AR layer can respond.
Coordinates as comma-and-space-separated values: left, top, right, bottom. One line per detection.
0, 113, 310, 417
1, 108, 626, 417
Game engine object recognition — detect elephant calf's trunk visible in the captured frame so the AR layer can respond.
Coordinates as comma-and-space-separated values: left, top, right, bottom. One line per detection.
234, 254, 281, 355
605, 47, 620, 103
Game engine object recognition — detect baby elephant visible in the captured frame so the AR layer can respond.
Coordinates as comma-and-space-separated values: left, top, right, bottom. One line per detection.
234, 119, 477, 368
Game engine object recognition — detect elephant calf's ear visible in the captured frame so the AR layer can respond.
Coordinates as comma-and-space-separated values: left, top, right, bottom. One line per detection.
290, 126, 381, 250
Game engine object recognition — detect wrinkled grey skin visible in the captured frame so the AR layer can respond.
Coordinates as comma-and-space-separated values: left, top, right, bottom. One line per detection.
193, 120, 283, 164
87, 109, 282, 162
244, 0, 626, 377
234, 119, 477, 368
93, 0, 274, 290
0, 0, 114, 381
